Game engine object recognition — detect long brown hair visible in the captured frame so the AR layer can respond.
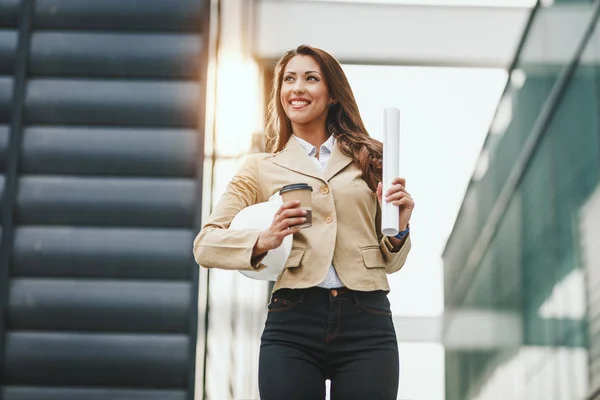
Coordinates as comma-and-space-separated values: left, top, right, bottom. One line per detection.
265, 45, 383, 192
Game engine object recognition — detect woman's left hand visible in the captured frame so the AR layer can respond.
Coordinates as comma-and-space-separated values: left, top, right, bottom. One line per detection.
377, 178, 414, 231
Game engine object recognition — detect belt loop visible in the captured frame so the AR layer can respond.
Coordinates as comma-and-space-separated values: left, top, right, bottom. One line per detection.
351, 290, 360, 306
298, 288, 307, 304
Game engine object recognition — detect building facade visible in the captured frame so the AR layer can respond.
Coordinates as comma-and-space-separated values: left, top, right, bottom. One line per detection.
443, 1, 600, 399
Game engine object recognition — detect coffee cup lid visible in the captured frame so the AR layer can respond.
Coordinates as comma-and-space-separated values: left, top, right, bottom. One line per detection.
280, 183, 313, 195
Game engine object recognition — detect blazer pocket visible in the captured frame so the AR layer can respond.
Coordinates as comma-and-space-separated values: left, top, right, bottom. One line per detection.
361, 246, 385, 269
284, 247, 306, 269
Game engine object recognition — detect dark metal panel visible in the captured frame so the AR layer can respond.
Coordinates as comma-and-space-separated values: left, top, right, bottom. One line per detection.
34, 0, 206, 32
2, 386, 186, 400
17, 176, 195, 227
0, 125, 8, 169
1, 0, 33, 386
0, 0, 20, 27
0, 30, 16, 74
25, 79, 200, 127
0, 77, 12, 122
12, 227, 193, 280
0, 175, 4, 220
8, 279, 191, 333
30, 32, 203, 79
22, 127, 196, 177
4, 331, 189, 387
1, 1, 210, 398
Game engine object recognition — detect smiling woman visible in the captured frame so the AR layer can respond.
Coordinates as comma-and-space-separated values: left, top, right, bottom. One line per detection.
193, 44, 414, 400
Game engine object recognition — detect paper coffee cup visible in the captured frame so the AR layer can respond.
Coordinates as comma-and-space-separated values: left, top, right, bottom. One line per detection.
279, 183, 313, 229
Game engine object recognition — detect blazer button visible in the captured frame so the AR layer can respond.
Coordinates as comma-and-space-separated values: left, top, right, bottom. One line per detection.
325, 215, 333, 224
320, 186, 329, 195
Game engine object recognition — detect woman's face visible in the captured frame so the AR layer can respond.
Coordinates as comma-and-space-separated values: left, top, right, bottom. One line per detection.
280, 55, 331, 129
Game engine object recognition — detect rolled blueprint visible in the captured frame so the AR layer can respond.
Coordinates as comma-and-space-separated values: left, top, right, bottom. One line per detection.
382, 108, 401, 236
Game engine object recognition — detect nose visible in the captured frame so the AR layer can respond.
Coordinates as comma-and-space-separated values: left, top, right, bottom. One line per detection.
292, 79, 305, 94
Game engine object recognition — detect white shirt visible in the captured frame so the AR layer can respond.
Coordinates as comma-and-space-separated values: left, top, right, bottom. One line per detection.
292, 134, 345, 289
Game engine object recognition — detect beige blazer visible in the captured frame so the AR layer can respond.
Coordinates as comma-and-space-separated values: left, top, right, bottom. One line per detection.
193, 137, 411, 292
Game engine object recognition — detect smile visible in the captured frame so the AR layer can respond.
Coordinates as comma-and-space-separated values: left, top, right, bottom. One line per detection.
290, 100, 311, 109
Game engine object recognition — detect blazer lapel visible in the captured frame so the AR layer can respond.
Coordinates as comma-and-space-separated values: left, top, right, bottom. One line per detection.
272, 137, 325, 181
324, 142, 353, 181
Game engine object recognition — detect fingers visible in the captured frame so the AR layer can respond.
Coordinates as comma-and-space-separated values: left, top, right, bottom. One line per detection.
386, 184, 408, 197
385, 189, 410, 202
274, 201, 304, 221
273, 200, 307, 234
384, 177, 407, 197
385, 189, 411, 201
391, 177, 406, 187
282, 226, 302, 237
386, 193, 415, 208
383, 178, 414, 208
277, 216, 307, 231
276, 200, 301, 215
261, 200, 306, 251
276, 205, 306, 222
376, 182, 383, 204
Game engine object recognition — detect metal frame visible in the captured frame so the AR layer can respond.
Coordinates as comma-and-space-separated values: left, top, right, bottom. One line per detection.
193, 0, 221, 398
0, 0, 34, 382
196, 0, 222, 397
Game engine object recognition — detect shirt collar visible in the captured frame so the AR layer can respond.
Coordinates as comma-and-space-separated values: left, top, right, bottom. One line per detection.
292, 134, 336, 157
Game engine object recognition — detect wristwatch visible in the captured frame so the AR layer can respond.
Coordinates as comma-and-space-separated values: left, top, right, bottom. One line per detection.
394, 225, 410, 240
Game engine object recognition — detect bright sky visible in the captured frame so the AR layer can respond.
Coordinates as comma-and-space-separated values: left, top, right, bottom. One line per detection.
341, 64, 507, 400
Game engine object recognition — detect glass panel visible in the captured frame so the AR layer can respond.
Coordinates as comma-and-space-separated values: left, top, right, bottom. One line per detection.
482, 0, 595, 230
444, 0, 597, 329
444, 3, 600, 399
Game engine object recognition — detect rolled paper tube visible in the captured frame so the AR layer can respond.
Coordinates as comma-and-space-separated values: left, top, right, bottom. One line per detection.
382, 108, 400, 237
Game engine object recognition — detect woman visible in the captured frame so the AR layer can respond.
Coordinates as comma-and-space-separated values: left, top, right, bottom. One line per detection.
193, 45, 414, 400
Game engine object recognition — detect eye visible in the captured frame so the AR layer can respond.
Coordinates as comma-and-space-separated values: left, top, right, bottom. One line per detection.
307, 75, 319, 81
283, 75, 295, 82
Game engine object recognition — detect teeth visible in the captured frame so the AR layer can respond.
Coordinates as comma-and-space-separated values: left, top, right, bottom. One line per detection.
291, 101, 309, 106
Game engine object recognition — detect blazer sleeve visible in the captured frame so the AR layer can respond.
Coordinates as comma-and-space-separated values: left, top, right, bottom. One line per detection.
193, 154, 267, 271
376, 200, 412, 274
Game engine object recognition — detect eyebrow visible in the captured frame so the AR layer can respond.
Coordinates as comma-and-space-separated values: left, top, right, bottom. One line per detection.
284, 70, 321, 75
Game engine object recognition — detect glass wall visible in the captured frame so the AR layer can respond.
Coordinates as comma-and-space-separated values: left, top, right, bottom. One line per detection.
443, 0, 600, 399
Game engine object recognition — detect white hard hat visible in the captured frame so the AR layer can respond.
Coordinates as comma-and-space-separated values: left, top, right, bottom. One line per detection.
229, 193, 292, 281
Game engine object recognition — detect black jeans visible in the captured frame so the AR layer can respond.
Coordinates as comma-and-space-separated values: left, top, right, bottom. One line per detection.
259, 287, 399, 400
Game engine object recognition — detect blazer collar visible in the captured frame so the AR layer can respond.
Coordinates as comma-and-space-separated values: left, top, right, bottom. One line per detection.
272, 136, 353, 182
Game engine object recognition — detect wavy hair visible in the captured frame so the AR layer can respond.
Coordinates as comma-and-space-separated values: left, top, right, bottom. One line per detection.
265, 45, 383, 192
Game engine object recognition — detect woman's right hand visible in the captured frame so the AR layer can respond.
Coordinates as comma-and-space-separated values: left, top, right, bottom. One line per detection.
252, 200, 307, 257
